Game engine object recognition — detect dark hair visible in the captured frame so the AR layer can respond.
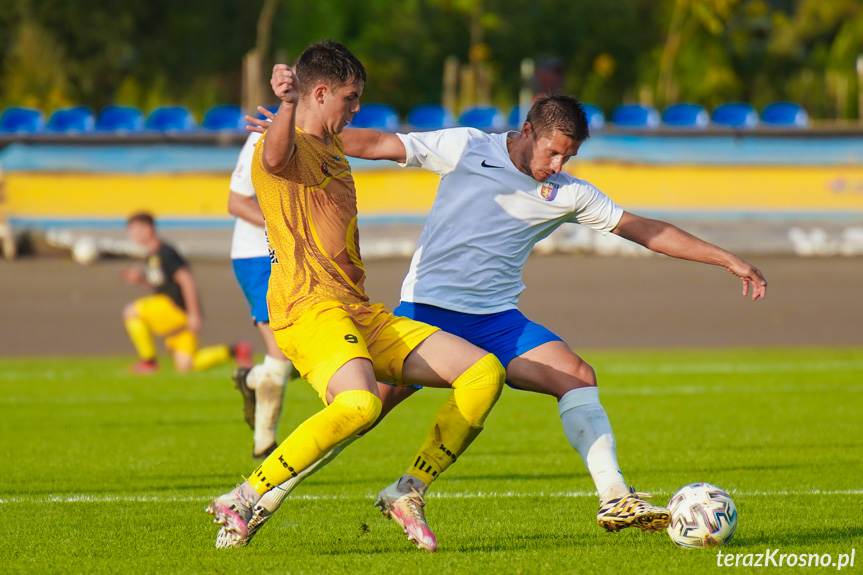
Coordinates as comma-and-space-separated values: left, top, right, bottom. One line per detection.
127, 211, 155, 227
526, 95, 590, 142
296, 40, 366, 97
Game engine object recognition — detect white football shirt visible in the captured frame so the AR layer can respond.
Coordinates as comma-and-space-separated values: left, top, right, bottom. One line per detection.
397, 128, 624, 313
229, 132, 270, 260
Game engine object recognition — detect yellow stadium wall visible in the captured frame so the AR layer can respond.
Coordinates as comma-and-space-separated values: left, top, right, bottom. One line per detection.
6, 162, 863, 221
4, 170, 439, 219
567, 163, 863, 212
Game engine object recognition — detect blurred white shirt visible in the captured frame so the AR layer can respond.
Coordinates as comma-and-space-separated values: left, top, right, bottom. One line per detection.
229, 132, 269, 260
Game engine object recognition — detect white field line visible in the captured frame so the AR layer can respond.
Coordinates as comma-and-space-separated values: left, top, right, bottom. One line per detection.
2, 489, 861, 505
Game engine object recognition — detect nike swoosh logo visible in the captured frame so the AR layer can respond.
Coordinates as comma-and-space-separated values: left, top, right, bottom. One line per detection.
481, 160, 504, 169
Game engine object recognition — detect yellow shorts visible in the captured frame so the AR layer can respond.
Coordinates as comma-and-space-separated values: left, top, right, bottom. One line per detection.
274, 300, 439, 402
133, 294, 197, 355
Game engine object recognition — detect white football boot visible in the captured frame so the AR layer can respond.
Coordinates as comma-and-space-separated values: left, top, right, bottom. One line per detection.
214, 437, 361, 549
214, 486, 286, 548
206, 485, 256, 539
374, 482, 438, 552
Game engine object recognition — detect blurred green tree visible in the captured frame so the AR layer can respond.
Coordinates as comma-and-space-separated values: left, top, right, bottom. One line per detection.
0, 0, 860, 120
769, 0, 863, 119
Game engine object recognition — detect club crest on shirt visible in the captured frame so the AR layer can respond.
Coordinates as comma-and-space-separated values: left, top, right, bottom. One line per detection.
321, 162, 331, 177
539, 182, 559, 201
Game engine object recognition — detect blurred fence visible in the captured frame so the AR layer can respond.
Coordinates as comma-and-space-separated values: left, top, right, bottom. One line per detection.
1, 130, 862, 259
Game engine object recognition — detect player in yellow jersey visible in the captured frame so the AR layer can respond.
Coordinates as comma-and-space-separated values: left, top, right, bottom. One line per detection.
206, 41, 506, 553
120, 212, 253, 373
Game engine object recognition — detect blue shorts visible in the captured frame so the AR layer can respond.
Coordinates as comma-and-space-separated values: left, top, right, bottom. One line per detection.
232, 257, 271, 324
393, 302, 563, 385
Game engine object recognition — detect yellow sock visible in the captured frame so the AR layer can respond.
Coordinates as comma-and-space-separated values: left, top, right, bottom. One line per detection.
124, 317, 156, 360
192, 345, 232, 371
249, 389, 382, 495
407, 353, 504, 485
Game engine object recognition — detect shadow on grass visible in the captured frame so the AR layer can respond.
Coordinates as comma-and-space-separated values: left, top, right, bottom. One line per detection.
284, 531, 589, 557
437, 472, 582, 483
15, 476, 242, 497
648, 462, 807, 475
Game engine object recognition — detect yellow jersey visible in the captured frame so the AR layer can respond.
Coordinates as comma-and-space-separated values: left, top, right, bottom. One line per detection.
252, 127, 368, 329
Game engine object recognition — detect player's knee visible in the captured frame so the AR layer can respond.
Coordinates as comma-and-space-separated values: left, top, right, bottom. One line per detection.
173, 353, 193, 373
175, 362, 193, 373
452, 353, 505, 427
551, 358, 597, 400
122, 303, 138, 320
574, 361, 597, 388
453, 353, 506, 392
331, 389, 382, 434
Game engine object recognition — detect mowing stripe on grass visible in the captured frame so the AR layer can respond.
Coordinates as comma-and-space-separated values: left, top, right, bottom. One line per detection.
602, 382, 863, 396
3, 489, 861, 504
0, 370, 231, 382
3, 359, 863, 383
600, 359, 863, 376
1, 381, 859, 405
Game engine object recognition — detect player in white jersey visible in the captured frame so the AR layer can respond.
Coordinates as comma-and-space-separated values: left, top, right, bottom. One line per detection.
239, 96, 766, 543
363, 96, 765, 534
228, 131, 294, 458
382, 97, 765, 534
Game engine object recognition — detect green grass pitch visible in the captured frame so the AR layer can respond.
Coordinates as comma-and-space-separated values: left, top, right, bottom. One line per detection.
1, 348, 861, 574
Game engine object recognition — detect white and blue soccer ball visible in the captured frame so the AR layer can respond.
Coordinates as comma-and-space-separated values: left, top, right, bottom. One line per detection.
667, 483, 738, 548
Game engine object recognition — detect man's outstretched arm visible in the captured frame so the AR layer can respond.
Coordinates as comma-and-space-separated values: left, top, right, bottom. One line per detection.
244, 111, 407, 164
612, 211, 768, 300
261, 64, 299, 174
341, 128, 407, 163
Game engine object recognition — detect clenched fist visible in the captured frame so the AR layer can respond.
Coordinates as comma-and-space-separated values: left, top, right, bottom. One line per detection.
271, 64, 299, 105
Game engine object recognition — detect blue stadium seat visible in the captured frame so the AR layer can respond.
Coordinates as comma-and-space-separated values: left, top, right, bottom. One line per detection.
202, 105, 244, 130
145, 106, 195, 131
508, 103, 605, 131
95, 106, 144, 131
611, 104, 660, 129
508, 105, 523, 128
662, 103, 709, 128
711, 102, 758, 129
45, 106, 95, 132
0, 107, 44, 133
760, 102, 809, 128
350, 103, 400, 131
458, 106, 506, 131
407, 104, 455, 130
582, 103, 606, 131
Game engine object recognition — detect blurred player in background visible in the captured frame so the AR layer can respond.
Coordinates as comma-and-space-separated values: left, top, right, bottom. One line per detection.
246, 95, 767, 536
206, 42, 505, 553
228, 130, 295, 459
121, 212, 253, 374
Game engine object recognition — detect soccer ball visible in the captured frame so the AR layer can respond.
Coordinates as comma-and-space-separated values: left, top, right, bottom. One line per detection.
666, 483, 737, 548
72, 236, 99, 265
